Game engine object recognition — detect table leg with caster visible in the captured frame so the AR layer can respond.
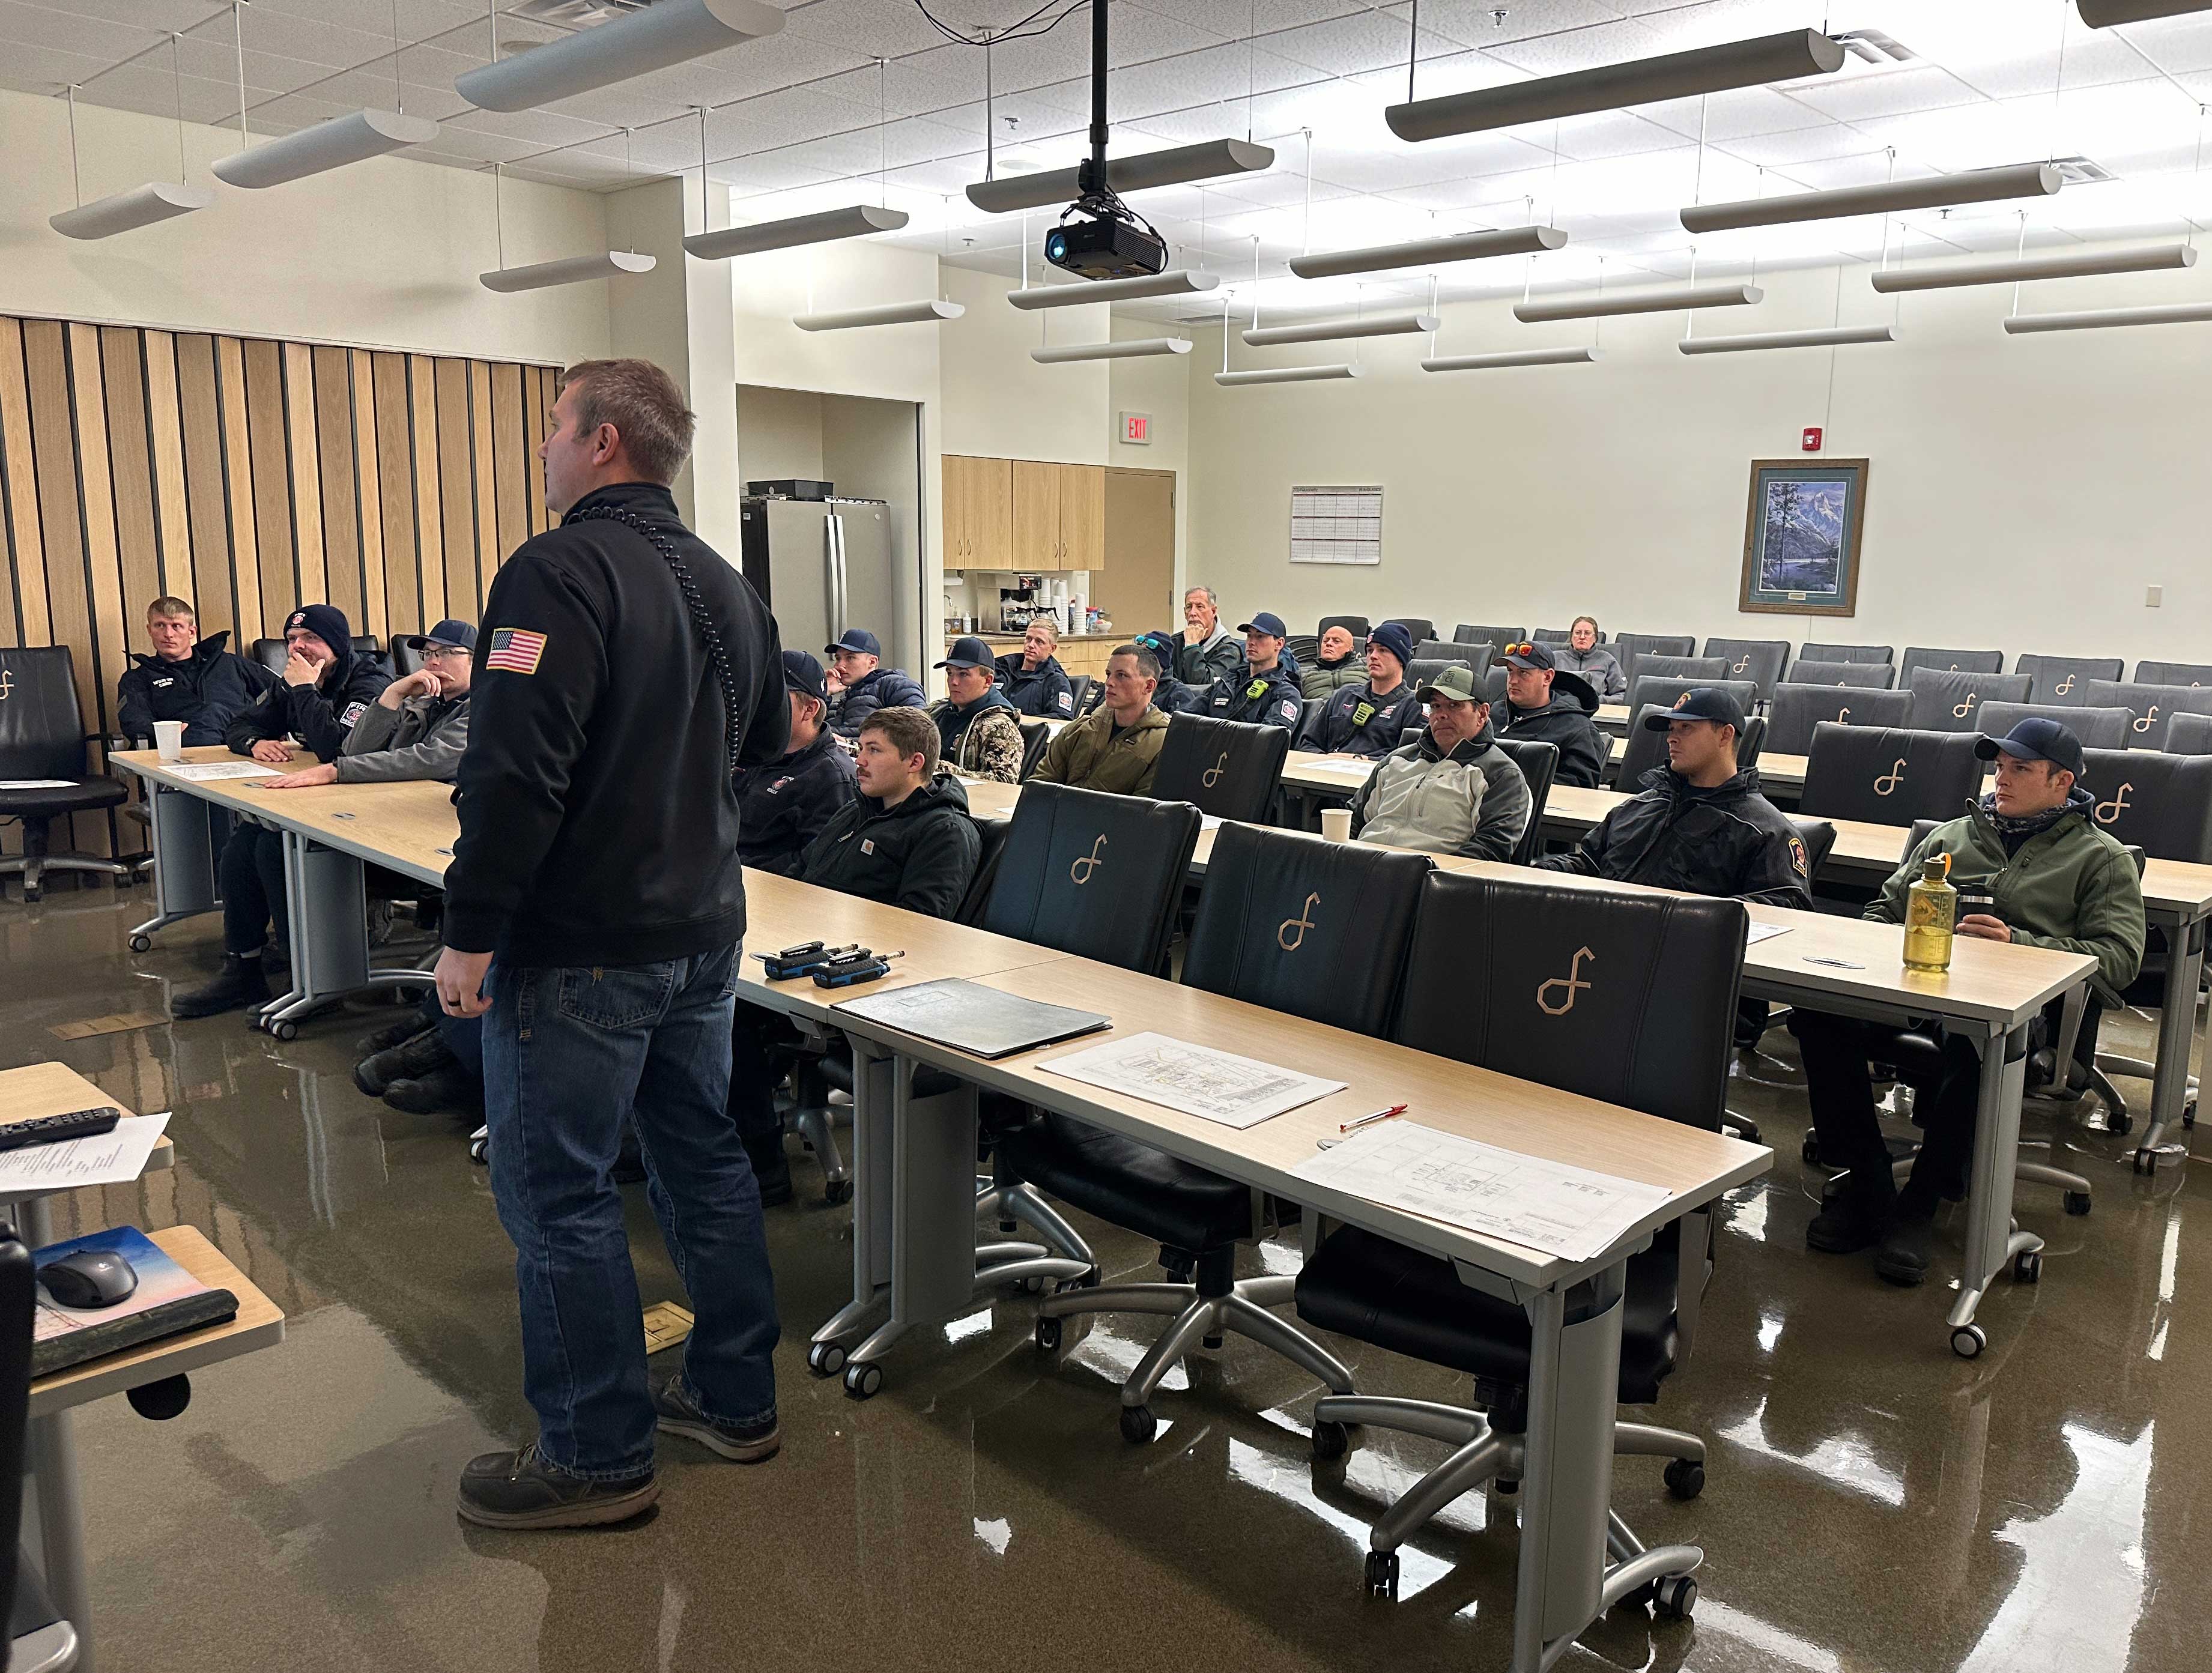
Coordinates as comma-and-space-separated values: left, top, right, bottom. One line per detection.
128, 783, 220, 950
256, 833, 394, 1038
1951, 1021, 2033, 1358
2132, 913, 2204, 1173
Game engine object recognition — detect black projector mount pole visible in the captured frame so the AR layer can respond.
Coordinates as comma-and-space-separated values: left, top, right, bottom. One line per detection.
1077, 0, 1108, 203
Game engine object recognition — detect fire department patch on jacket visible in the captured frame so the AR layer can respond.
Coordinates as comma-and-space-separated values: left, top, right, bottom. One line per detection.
340, 701, 368, 726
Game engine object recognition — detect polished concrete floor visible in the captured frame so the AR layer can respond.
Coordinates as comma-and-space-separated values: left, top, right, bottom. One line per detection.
8, 880, 2211, 1672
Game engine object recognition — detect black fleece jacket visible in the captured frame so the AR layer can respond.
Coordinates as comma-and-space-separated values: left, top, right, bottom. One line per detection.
1533, 764, 1813, 908
796, 772, 981, 918
118, 631, 271, 746
225, 643, 390, 762
444, 483, 789, 966
736, 730, 860, 878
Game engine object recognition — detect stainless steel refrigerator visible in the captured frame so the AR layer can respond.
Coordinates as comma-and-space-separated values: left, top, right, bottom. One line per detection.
738, 497, 914, 671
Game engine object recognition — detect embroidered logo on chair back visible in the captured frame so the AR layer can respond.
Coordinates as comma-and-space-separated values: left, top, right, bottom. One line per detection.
1536, 946, 1595, 1015
1277, 891, 1320, 952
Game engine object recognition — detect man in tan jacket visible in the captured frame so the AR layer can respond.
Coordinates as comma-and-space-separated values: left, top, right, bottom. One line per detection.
1032, 643, 1169, 795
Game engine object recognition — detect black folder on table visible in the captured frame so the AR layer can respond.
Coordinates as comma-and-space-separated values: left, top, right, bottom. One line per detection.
833, 978, 1111, 1060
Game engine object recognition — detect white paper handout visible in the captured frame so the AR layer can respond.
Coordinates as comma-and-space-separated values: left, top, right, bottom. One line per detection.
1746, 922, 1792, 945
165, 761, 282, 782
1289, 1122, 1673, 1262
0, 1113, 171, 1196
1298, 755, 1378, 782
1043, 1031, 1345, 1129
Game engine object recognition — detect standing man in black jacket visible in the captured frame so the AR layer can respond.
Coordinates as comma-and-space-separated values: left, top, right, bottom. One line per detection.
735, 650, 859, 877
435, 359, 790, 1531
117, 595, 269, 746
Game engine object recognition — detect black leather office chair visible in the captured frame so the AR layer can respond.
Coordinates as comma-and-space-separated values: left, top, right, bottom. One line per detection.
2135, 660, 2212, 689
1023, 825, 1432, 1442
1151, 713, 1290, 823
250, 637, 288, 676
1416, 641, 1489, 682
1610, 634, 1695, 690
2084, 681, 2212, 751
0, 649, 132, 904
1482, 665, 1509, 706
1631, 654, 1728, 688
1532, 626, 1572, 643
1391, 617, 1436, 645
1613, 706, 1673, 788
2166, 713, 2212, 756
1797, 724, 1984, 827
1285, 634, 1320, 669
1297, 869, 1743, 1605
1405, 657, 1470, 695
1453, 624, 1522, 656
391, 637, 427, 677
1701, 638, 1790, 703
1491, 737, 1557, 865
1739, 714, 1768, 772
1787, 658, 1896, 690
1975, 701, 2134, 751
352, 634, 381, 656
1318, 614, 1370, 639
1016, 718, 1052, 782
1901, 646, 2005, 682
1903, 668, 2034, 734
2014, 653, 2124, 705
1801, 642, 1894, 665
1294, 697, 1329, 751
1067, 674, 1097, 718
1624, 676, 1757, 730
1766, 685, 1914, 755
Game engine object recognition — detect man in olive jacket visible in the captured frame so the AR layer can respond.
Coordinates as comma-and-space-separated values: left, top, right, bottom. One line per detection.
1795, 718, 2145, 1286
1032, 643, 1169, 796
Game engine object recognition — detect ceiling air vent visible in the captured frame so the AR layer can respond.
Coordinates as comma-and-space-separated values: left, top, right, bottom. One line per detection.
1834, 29, 1917, 66
512, 0, 649, 25
2051, 156, 2118, 185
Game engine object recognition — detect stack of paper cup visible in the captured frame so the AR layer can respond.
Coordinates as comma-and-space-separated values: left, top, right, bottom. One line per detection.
153, 721, 186, 763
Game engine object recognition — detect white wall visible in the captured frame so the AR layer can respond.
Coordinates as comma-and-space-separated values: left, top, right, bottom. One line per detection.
0, 85, 608, 364
939, 264, 1109, 464
1107, 315, 1192, 602
1185, 252, 2212, 665
735, 385, 826, 482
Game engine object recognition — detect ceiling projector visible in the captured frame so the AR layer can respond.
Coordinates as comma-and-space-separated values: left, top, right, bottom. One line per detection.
1044, 204, 1168, 280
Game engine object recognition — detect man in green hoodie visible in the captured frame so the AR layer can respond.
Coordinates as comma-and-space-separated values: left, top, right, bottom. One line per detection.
1795, 718, 2145, 1286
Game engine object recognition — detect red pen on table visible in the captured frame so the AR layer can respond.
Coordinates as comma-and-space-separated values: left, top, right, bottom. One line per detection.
1340, 1103, 1408, 1134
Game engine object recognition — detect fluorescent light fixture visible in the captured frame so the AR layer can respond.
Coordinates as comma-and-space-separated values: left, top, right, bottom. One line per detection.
456, 0, 784, 112
1681, 162, 2061, 235
1031, 338, 1192, 364
1241, 312, 1437, 346
1386, 29, 1844, 143
1515, 282, 1762, 322
1870, 243, 2196, 292
49, 181, 213, 240
2078, 1, 2212, 25
1007, 269, 1219, 309
685, 204, 908, 261
480, 250, 656, 292
793, 300, 965, 331
1422, 346, 1600, 371
212, 109, 440, 189
2004, 303, 2212, 333
1679, 324, 1896, 354
1289, 225, 1567, 280
966, 138, 1273, 214
1214, 365, 1363, 386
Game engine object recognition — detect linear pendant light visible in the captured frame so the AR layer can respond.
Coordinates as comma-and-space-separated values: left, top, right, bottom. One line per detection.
684, 203, 908, 261
1289, 225, 1566, 280
214, 109, 440, 188
1215, 364, 1363, 386
51, 181, 212, 240
1679, 324, 1896, 354
2078, 1, 2212, 25
967, 138, 1273, 214
1032, 337, 1192, 363
1515, 281, 1762, 322
1870, 242, 2196, 292
482, 250, 656, 291
2004, 302, 2212, 332
1422, 346, 1600, 371
456, 0, 783, 112
1387, 29, 1843, 143
1682, 162, 2061, 235
793, 299, 964, 331
1008, 268, 1219, 309
1242, 311, 1437, 346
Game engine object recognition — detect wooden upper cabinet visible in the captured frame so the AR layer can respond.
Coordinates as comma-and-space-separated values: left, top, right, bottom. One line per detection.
1059, 461, 1106, 572
942, 453, 1011, 570
1011, 459, 1104, 571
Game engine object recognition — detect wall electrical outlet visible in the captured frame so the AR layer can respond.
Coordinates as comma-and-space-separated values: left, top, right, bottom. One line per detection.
2147, 585, 2163, 608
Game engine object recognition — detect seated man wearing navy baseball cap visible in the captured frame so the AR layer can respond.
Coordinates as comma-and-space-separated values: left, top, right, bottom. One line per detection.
823, 628, 926, 740
736, 650, 861, 877
1133, 630, 1207, 715
1793, 717, 2144, 1286
1300, 620, 1423, 757
1497, 638, 1608, 787
1533, 687, 1810, 906
1199, 611, 1304, 733
926, 636, 1026, 782
259, 619, 477, 790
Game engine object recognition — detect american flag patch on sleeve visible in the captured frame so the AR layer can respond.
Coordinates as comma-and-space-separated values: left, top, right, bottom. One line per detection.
486, 628, 547, 674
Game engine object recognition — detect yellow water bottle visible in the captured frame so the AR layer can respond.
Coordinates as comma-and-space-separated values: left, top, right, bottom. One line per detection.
1903, 855, 1958, 973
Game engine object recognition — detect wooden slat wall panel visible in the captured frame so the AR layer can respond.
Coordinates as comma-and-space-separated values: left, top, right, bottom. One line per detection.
22, 322, 94, 730
283, 342, 326, 608
174, 336, 235, 644
100, 328, 162, 637
66, 323, 129, 742
525, 364, 549, 537
407, 355, 445, 628
0, 320, 47, 647
141, 331, 191, 599
242, 337, 292, 631
214, 337, 261, 639
467, 361, 498, 597
371, 353, 419, 637
350, 351, 387, 641
492, 361, 526, 567
434, 359, 475, 618
312, 344, 360, 627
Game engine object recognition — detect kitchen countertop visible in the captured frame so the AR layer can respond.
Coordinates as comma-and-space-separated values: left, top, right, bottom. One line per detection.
947, 631, 1127, 642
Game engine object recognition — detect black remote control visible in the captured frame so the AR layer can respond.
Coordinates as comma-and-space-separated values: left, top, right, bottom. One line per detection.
0, 1107, 122, 1152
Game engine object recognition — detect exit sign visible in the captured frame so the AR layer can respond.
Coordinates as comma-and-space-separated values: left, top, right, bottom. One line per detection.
1121, 411, 1152, 445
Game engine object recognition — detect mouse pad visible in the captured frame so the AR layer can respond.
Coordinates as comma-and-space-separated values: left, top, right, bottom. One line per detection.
31, 1226, 238, 1379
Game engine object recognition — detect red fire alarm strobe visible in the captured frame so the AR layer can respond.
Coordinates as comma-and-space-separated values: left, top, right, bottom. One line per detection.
1801, 426, 1823, 452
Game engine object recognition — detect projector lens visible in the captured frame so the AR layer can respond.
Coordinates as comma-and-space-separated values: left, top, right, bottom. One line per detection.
1046, 232, 1067, 260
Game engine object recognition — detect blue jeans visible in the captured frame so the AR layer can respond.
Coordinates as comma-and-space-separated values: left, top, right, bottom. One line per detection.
483, 942, 778, 1478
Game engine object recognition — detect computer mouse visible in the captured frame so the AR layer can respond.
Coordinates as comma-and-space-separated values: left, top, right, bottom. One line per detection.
41, 1250, 139, 1310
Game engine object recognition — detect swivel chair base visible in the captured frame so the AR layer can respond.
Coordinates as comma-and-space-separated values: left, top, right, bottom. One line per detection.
1037, 1268, 1353, 1444
1309, 1391, 1706, 1615
1, 850, 132, 904
975, 1180, 1095, 1293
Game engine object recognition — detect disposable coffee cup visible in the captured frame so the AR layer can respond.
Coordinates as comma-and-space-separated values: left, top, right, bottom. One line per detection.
1320, 807, 1354, 843
153, 720, 186, 763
